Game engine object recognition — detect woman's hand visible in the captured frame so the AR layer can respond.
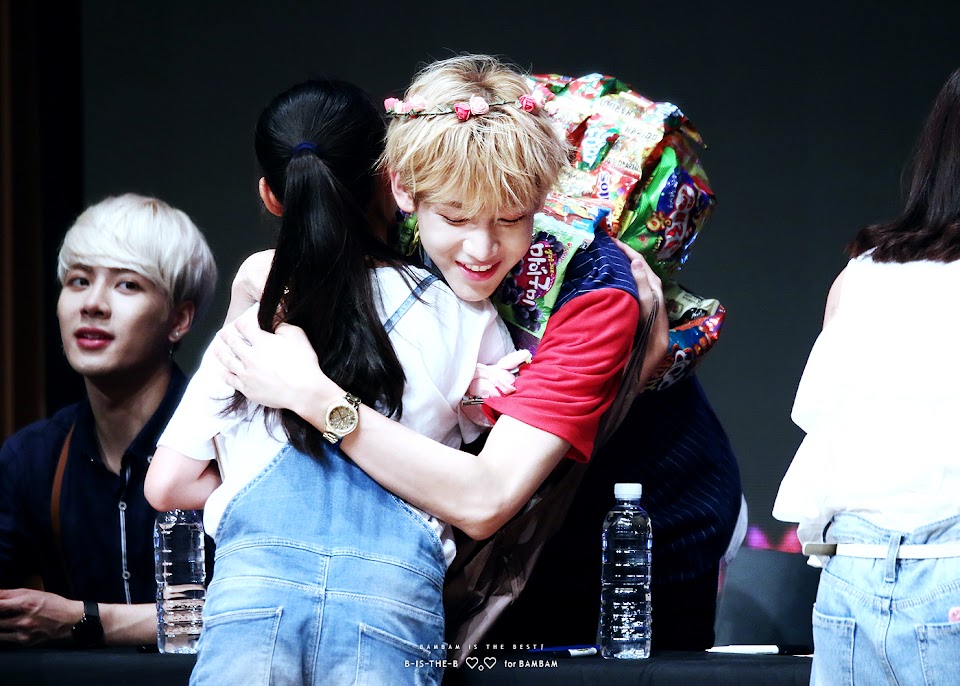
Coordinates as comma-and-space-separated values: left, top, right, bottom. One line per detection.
213, 308, 339, 417
224, 250, 275, 324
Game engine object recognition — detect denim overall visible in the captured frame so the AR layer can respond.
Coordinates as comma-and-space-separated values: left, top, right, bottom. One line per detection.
811, 513, 960, 686
191, 276, 447, 686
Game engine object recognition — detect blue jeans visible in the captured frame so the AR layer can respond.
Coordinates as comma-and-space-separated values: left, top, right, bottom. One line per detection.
190, 444, 447, 686
811, 513, 960, 686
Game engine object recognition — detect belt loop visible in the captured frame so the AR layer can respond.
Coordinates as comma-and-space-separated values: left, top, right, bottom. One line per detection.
821, 520, 832, 544
884, 533, 902, 581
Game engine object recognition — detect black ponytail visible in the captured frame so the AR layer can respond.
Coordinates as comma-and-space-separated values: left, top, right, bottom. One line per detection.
228, 79, 410, 458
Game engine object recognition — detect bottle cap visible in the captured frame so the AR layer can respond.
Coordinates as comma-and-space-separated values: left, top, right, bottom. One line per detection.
614, 483, 642, 500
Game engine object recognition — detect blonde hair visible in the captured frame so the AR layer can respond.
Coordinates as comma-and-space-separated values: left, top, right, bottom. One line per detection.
57, 193, 218, 319
383, 54, 569, 215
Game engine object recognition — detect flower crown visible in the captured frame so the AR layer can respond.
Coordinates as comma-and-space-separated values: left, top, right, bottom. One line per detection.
384, 86, 554, 121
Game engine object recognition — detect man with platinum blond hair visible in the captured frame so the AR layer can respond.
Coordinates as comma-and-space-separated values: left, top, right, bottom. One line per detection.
0, 193, 217, 647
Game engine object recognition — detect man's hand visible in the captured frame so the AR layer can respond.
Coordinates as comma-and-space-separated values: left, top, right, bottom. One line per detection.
615, 239, 670, 384
0, 588, 82, 646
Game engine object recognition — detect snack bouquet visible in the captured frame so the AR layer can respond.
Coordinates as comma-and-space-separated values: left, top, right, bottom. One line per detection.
494, 73, 725, 391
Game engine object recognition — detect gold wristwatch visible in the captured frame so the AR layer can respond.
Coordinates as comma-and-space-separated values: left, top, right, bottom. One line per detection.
322, 392, 361, 444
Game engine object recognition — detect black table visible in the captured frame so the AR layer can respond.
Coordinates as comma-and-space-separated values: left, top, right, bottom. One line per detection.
0, 647, 193, 685
446, 650, 811, 685
0, 648, 811, 685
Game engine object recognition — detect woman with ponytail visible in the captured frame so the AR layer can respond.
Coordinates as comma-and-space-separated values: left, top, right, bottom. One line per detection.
145, 80, 510, 685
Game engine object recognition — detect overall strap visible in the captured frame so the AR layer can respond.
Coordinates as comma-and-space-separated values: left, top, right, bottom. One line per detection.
51, 425, 74, 550
48, 424, 75, 596
383, 274, 438, 334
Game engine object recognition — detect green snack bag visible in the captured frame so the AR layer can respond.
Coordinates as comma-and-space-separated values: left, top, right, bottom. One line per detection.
618, 146, 679, 271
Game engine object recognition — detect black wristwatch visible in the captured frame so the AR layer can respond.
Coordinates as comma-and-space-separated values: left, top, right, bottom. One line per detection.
71, 599, 105, 647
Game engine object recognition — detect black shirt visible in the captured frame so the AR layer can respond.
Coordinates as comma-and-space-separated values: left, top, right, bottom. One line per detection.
0, 365, 191, 603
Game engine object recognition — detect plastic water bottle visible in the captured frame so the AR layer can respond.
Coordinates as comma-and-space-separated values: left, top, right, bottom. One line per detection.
154, 509, 206, 654
599, 483, 652, 659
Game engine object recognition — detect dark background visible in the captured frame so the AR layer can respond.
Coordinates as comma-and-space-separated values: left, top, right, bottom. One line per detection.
20, 2, 960, 540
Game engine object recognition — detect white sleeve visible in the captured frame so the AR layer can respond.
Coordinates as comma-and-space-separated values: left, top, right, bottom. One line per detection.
158, 307, 256, 461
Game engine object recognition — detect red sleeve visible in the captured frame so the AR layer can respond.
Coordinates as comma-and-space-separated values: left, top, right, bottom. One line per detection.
483, 289, 639, 462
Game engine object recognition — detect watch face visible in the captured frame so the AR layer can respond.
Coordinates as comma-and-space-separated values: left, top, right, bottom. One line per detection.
328, 405, 358, 432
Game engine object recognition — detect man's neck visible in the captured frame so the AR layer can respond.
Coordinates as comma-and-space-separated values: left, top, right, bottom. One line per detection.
84, 363, 172, 475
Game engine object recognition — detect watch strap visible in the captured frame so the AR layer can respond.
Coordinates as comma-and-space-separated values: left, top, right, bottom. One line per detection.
72, 599, 105, 647
83, 599, 100, 622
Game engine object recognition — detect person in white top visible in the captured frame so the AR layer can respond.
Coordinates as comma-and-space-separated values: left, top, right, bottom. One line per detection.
143, 80, 517, 685
774, 66, 960, 685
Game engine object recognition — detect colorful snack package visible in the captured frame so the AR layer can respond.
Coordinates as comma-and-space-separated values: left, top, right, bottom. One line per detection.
526, 72, 726, 391
536, 73, 725, 391
662, 281, 722, 327
576, 113, 620, 171
554, 166, 597, 198
597, 94, 684, 177
543, 95, 594, 144
564, 73, 627, 100
553, 164, 639, 232
492, 212, 596, 353
619, 147, 716, 276
527, 73, 574, 96
542, 193, 613, 236
655, 165, 714, 264
643, 282, 725, 392
594, 162, 640, 230
537, 74, 629, 147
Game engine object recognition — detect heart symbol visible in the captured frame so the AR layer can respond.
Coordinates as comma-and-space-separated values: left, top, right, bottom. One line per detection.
465, 657, 479, 670
483, 657, 497, 669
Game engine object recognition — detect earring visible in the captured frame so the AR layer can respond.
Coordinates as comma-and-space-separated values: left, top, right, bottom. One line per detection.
398, 212, 420, 256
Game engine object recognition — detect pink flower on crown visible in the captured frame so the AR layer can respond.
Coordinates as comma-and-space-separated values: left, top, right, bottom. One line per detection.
384, 97, 400, 113
469, 96, 490, 116
398, 100, 413, 114
518, 94, 538, 112
454, 102, 472, 121
408, 95, 428, 113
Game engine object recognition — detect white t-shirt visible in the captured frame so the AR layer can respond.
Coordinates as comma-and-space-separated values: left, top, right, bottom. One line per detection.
773, 253, 960, 556
159, 266, 512, 565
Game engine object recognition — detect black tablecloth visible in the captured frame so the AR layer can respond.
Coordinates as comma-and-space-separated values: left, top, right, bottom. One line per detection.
0, 647, 811, 685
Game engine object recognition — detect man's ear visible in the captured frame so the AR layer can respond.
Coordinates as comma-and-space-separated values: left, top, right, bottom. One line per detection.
168, 301, 196, 344
389, 171, 416, 214
258, 177, 283, 217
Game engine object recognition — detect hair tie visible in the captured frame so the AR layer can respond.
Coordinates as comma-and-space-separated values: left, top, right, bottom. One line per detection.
292, 142, 319, 155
